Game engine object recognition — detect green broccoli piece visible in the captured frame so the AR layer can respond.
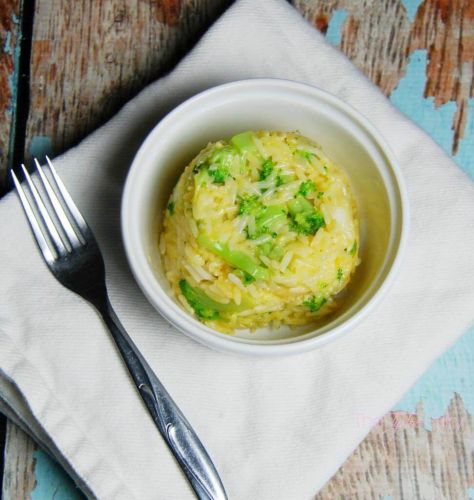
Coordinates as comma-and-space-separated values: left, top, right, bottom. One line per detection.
238, 195, 262, 215
258, 242, 284, 261
288, 196, 314, 214
290, 212, 326, 236
179, 280, 220, 320
233, 269, 255, 285
167, 201, 175, 215
297, 180, 316, 197
349, 241, 358, 256
295, 150, 316, 161
275, 173, 295, 187
257, 206, 287, 230
303, 295, 327, 313
230, 131, 260, 157
207, 165, 229, 184
197, 234, 270, 281
317, 191, 324, 199
197, 145, 238, 185
238, 196, 286, 239
179, 279, 251, 320
260, 158, 275, 180
287, 196, 325, 236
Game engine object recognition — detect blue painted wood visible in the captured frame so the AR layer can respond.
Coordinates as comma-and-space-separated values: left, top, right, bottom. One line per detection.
323, 0, 474, 431
386, 5, 474, 423
28, 135, 53, 160
30, 450, 84, 500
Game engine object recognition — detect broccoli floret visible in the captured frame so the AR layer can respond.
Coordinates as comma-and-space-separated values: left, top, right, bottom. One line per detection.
193, 160, 228, 184
287, 196, 325, 236
167, 201, 175, 215
240, 199, 286, 239
207, 165, 229, 184
297, 180, 316, 197
198, 145, 238, 185
303, 295, 327, 313
259, 158, 275, 180
289, 211, 325, 236
238, 195, 261, 215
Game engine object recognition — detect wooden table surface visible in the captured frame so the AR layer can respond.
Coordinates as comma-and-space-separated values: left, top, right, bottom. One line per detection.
1, 0, 473, 498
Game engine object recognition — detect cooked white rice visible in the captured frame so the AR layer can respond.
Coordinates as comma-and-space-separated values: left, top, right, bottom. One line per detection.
160, 131, 359, 333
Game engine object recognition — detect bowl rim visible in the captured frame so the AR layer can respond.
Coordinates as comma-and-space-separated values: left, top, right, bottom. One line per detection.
121, 78, 410, 357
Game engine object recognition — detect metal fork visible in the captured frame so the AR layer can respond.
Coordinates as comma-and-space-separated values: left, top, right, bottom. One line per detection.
11, 157, 227, 500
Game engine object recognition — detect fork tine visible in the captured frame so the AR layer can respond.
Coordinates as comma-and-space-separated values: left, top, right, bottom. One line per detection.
34, 158, 83, 247
11, 170, 56, 263
20, 164, 68, 255
45, 156, 88, 234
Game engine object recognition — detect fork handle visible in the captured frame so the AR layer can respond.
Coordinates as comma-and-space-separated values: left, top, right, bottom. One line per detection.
98, 300, 227, 500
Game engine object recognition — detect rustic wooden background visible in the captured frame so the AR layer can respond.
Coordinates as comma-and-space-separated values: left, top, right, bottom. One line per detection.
1, 0, 473, 498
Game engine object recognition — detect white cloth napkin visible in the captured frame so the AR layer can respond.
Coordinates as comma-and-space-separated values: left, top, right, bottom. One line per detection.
1, 0, 473, 498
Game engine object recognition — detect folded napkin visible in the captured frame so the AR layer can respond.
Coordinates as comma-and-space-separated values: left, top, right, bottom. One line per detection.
1, 0, 473, 498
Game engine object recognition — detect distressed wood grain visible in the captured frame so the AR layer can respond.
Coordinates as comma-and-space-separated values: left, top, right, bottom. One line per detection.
294, 0, 413, 95
294, 0, 473, 154
2, 423, 37, 499
317, 394, 474, 499
24, 0, 232, 162
410, 0, 474, 153
0, 0, 21, 191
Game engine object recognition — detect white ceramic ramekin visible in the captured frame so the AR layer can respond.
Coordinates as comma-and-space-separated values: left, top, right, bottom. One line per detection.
121, 79, 409, 356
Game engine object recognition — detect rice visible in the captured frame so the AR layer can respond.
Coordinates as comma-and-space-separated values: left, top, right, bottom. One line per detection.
160, 130, 359, 333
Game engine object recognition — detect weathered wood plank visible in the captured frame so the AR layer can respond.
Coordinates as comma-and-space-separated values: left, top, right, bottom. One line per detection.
24, 0, 232, 163
294, 0, 473, 155
0, 0, 21, 191
410, 0, 474, 153
2, 423, 37, 500
317, 394, 474, 499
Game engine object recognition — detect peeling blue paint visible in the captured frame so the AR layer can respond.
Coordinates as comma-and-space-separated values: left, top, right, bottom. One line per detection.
29, 136, 53, 160
7, 73, 16, 116
402, 0, 423, 22
326, 9, 348, 47
6, 15, 22, 118
393, 326, 474, 429
3, 31, 13, 55
31, 450, 84, 500
390, 50, 458, 158
390, 49, 474, 180
389, 48, 474, 430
